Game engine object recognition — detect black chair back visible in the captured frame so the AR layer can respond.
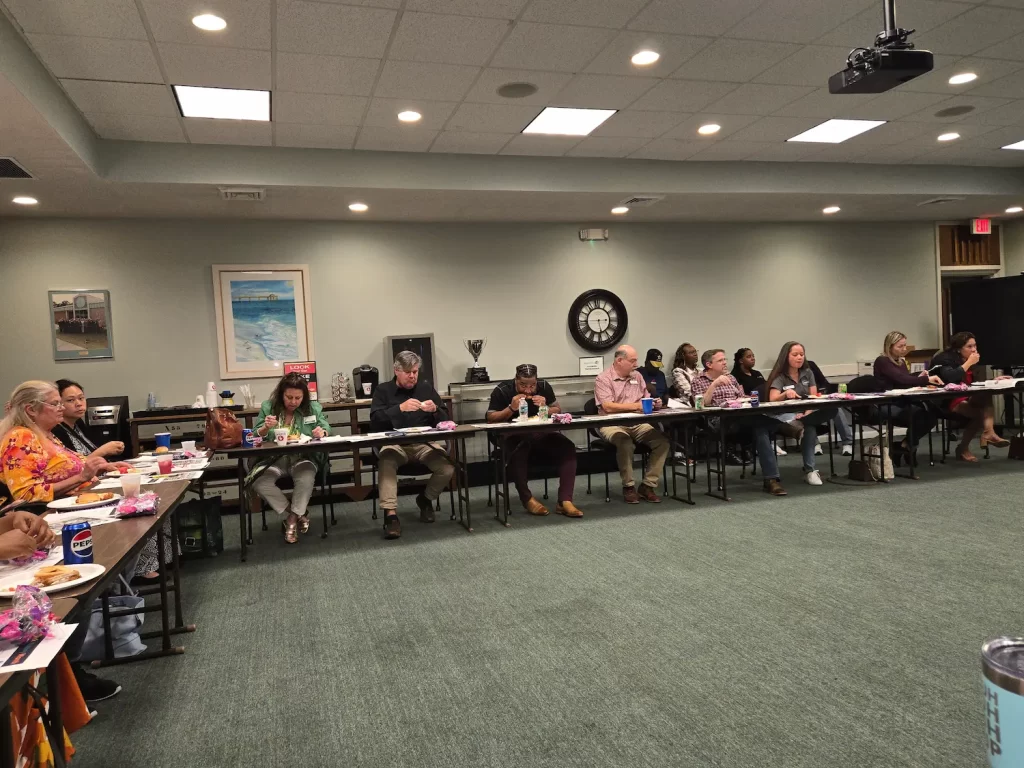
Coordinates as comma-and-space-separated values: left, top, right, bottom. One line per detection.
847, 375, 883, 394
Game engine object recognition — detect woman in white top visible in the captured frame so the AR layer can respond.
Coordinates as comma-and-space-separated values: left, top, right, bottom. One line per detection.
670, 343, 700, 403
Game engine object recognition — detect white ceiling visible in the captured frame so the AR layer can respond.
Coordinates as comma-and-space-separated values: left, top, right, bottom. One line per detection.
2, 0, 1024, 165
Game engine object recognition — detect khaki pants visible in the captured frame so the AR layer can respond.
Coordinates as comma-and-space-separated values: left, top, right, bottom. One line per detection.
598, 423, 669, 489
377, 442, 454, 511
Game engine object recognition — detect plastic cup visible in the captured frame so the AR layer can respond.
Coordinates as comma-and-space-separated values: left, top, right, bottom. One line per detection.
120, 474, 143, 498
154, 432, 171, 450
181, 440, 196, 452
157, 458, 173, 475
274, 428, 289, 445
641, 397, 654, 415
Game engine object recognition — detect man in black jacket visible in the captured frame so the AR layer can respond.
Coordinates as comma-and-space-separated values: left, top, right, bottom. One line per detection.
370, 351, 453, 539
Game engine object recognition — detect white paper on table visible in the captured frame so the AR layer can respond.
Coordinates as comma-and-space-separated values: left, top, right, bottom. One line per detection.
0, 548, 64, 582
665, 399, 694, 410
0, 623, 78, 673
45, 509, 121, 532
148, 471, 204, 483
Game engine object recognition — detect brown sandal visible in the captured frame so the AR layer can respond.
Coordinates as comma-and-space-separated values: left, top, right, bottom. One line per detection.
956, 449, 979, 463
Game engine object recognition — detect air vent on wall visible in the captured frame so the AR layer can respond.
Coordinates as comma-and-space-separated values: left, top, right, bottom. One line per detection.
219, 187, 265, 202
917, 196, 965, 207
618, 195, 664, 207
0, 157, 33, 179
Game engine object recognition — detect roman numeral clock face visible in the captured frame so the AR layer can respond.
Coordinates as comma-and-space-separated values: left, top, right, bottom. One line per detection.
568, 289, 628, 352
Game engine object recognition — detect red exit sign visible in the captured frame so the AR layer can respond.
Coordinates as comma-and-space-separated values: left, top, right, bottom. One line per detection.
971, 218, 992, 235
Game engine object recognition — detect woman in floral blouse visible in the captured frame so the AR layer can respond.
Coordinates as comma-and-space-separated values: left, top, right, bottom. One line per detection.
0, 380, 111, 504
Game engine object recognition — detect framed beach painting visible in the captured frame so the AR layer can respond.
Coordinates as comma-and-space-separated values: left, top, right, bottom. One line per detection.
49, 290, 114, 361
212, 265, 315, 380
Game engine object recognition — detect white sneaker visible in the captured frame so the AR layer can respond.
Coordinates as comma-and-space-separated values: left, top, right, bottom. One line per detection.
804, 469, 823, 486
841, 445, 853, 456
775, 445, 787, 456
814, 444, 823, 455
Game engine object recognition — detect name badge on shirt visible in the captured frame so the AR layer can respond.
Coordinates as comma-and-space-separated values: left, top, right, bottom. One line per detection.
303, 415, 317, 424
783, 385, 795, 391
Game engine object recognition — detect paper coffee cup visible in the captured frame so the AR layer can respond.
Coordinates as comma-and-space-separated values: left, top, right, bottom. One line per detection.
181, 440, 196, 452
274, 428, 289, 444
121, 474, 143, 498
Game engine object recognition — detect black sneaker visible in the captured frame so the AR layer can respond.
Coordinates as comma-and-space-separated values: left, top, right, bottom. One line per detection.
383, 513, 402, 539
415, 493, 435, 523
72, 664, 122, 703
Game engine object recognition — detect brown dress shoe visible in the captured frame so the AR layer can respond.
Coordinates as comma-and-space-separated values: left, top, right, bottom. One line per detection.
637, 484, 661, 503
524, 497, 549, 515
623, 486, 640, 504
763, 479, 788, 496
556, 501, 583, 518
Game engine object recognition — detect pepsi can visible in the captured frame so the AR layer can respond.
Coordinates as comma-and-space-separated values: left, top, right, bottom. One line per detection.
62, 521, 94, 565
242, 428, 255, 448
750, 390, 760, 407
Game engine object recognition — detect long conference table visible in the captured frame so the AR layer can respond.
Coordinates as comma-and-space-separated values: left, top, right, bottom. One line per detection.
218, 379, 1024, 560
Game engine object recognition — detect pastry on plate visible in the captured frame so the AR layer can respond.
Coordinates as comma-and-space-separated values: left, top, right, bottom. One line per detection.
32, 565, 81, 587
75, 492, 114, 505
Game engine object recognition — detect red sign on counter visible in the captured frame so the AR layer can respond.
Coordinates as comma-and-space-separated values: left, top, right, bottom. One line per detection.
284, 361, 318, 400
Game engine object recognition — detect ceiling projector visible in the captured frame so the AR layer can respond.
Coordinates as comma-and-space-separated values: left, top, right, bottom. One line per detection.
829, 0, 933, 94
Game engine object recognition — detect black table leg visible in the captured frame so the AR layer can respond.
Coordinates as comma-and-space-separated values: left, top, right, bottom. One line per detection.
669, 424, 695, 505
320, 468, 329, 539
236, 458, 247, 561
46, 660, 64, 766
499, 433, 512, 527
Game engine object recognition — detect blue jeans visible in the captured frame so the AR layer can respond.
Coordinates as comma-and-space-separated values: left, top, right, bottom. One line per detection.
797, 408, 838, 472
729, 413, 783, 480
834, 408, 853, 446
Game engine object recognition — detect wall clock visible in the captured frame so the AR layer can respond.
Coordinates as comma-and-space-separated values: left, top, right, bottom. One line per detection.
568, 289, 628, 352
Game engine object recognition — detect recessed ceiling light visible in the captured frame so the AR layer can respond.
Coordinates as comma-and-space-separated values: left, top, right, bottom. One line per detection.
948, 72, 977, 85
937, 132, 960, 142
822, 206, 841, 215
348, 202, 368, 213
1007, 206, 1023, 214
192, 14, 226, 31
1002, 139, 1024, 150
397, 110, 422, 123
173, 85, 269, 121
631, 50, 660, 67
522, 107, 616, 136
697, 123, 721, 136
611, 206, 629, 215
12, 196, 37, 205
788, 119, 885, 144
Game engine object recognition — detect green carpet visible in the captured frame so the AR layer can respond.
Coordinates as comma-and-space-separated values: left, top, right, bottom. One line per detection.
70, 453, 1024, 767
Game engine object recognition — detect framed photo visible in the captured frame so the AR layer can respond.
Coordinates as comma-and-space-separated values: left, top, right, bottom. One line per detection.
384, 334, 436, 388
49, 290, 114, 361
212, 264, 315, 380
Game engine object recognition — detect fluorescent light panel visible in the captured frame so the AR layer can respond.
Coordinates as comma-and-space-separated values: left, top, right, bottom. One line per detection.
1002, 140, 1024, 150
173, 85, 270, 121
523, 107, 616, 136
787, 119, 885, 144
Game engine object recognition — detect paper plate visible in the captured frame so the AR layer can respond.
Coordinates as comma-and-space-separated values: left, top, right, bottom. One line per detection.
0, 563, 106, 597
47, 494, 121, 511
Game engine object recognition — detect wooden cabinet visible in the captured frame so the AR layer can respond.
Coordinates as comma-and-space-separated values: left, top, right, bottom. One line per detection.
938, 224, 1001, 267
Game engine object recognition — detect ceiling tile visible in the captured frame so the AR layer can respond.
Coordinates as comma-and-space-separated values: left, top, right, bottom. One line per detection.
363, 98, 458, 129
85, 113, 185, 142
753, 46, 858, 86
914, 6, 1024, 54
970, 72, 1024, 98
157, 44, 271, 90
521, 0, 649, 28
725, 0, 877, 43
671, 39, 801, 82
988, 0, 1024, 7
629, 80, 740, 112
897, 55, 1016, 94
404, 0, 528, 18
630, 138, 704, 160
275, 53, 380, 96
839, 120, 938, 145
274, 123, 358, 149
26, 34, 162, 82
553, 74, 657, 109
685, 140, 769, 160
430, 131, 513, 154
742, 142, 826, 160
972, 100, 1024, 124
373, 60, 480, 101
388, 12, 510, 66
566, 136, 649, 157
61, 80, 177, 117
462, 68, 573, 104
629, 0, 764, 37
446, 102, 542, 132
968, 124, 1024, 148
140, 0, 271, 49
490, 22, 615, 71
975, 32, 1024, 60
274, 92, 368, 126
773, 87, 879, 118
500, 134, 581, 155
897, 94, 1013, 121
276, 1, 396, 57
661, 113, 761, 139
702, 83, 816, 115
727, 116, 825, 142
3, 0, 147, 39
815, 0, 974, 47
355, 126, 439, 152
591, 109, 689, 137
185, 118, 272, 145
843, 90, 952, 120
585, 31, 712, 78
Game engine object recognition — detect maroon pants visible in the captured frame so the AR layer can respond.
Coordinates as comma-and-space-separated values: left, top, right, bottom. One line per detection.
504, 432, 577, 504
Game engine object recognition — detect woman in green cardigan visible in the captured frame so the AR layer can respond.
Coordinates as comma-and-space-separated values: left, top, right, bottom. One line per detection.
249, 373, 331, 543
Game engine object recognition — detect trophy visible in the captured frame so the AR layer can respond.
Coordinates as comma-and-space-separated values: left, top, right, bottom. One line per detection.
464, 338, 490, 383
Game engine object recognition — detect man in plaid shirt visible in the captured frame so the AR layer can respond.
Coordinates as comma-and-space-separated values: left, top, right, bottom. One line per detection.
695, 349, 787, 496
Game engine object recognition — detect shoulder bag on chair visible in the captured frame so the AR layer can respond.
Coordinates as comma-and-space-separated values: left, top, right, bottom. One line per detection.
203, 407, 243, 449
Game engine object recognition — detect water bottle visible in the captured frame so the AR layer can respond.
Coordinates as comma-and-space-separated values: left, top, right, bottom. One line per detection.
147, 392, 156, 410
518, 397, 529, 421
538, 403, 549, 420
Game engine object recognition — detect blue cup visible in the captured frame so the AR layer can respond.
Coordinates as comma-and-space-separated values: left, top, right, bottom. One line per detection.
641, 397, 654, 415
154, 432, 171, 450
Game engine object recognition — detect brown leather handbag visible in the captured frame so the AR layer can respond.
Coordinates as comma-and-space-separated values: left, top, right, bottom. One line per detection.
203, 408, 243, 449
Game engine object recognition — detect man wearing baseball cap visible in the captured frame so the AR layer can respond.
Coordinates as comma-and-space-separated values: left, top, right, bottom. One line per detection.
640, 349, 669, 406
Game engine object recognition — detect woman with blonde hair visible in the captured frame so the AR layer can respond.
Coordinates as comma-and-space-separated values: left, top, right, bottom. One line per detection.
872, 331, 942, 466
0, 380, 111, 503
